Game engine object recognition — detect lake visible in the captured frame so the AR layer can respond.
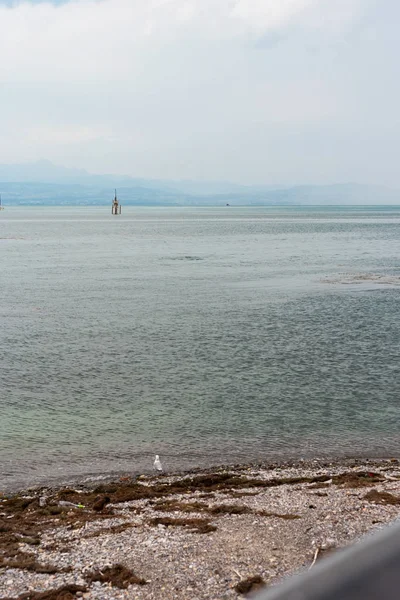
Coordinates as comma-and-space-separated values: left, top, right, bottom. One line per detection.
1, 206, 399, 489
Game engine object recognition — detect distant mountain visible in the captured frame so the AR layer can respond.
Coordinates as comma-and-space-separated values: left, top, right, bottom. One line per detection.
267, 183, 400, 206
0, 160, 90, 184
0, 181, 193, 207
0, 160, 256, 196
0, 161, 399, 206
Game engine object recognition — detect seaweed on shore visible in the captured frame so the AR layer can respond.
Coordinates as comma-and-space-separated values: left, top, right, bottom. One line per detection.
148, 516, 217, 534
1, 469, 384, 520
234, 575, 265, 595
153, 499, 207, 513
92, 495, 111, 512
0, 523, 49, 571
0, 466, 385, 570
332, 472, 383, 488
1, 585, 87, 600
225, 491, 260, 498
208, 504, 300, 519
1, 551, 71, 574
364, 490, 400, 505
0, 503, 113, 569
0, 521, 68, 573
82, 521, 139, 539
151, 499, 300, 519
208, 504, 253, 515
258, 510, 301, 520
85, 563, 147, 588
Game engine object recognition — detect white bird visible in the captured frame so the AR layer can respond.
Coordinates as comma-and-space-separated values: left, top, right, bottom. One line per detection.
153, 454, 163, 473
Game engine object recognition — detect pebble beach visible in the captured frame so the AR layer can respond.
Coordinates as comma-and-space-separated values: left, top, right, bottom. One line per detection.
1, 458, 400, 600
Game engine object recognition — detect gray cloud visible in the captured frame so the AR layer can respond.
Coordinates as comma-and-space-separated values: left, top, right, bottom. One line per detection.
0, 0, 399, 186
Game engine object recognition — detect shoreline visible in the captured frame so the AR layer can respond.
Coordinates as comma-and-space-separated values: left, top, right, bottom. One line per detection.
2, 455, 399, 496
1, 457, 400, 599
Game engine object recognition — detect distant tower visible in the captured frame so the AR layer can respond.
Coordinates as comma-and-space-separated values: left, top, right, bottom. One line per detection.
111, 189, 121, 215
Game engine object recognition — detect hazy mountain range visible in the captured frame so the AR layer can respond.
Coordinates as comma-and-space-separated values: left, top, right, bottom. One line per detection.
1, 160, 399, 206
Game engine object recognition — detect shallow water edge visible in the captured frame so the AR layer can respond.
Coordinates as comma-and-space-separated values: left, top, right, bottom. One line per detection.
2, 454, 399, 495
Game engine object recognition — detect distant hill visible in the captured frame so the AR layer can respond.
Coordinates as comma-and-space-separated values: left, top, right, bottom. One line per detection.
0, 161, 399, 206
0, 160, 252, 195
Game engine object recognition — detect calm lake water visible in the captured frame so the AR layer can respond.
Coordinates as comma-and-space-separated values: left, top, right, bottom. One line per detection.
1, 206, 400, 489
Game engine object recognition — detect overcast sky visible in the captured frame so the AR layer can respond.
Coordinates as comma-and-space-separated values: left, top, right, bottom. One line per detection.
0, 0, 399, 185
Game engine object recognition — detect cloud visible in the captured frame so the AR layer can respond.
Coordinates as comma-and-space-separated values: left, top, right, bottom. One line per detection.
0, 0, 363, 83
24, 123, 113, 144
231, 0, 315, 30
0, 0, 399, 186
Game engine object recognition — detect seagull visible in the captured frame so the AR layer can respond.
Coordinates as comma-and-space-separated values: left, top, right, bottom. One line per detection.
153, 454, 163, 473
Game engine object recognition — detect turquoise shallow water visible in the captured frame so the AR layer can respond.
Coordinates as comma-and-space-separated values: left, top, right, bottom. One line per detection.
1, 206, 400, 489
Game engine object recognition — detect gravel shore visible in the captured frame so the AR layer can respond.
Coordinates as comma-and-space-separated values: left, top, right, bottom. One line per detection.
1, 458, 400, 600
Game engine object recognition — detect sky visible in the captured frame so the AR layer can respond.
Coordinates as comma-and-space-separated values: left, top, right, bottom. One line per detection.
0, 0, 399, 186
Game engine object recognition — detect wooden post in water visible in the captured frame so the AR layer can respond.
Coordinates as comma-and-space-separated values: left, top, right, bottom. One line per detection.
111, 189, 121, 215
